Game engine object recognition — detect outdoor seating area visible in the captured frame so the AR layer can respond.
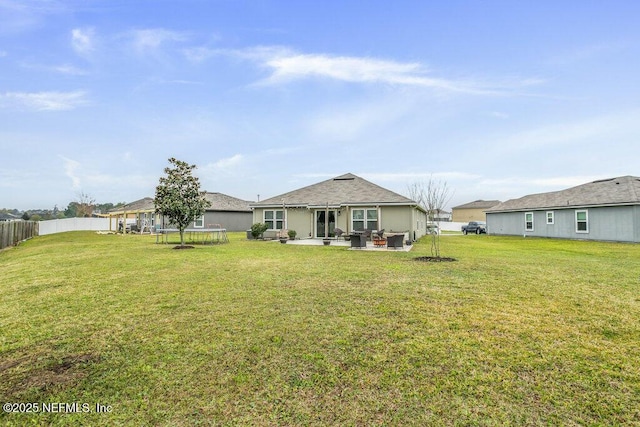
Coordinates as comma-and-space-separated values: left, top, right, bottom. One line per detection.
278, 230, 412, 251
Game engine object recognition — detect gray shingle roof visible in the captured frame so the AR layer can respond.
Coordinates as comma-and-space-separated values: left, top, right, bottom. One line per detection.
110, 197, 155, 213
452, 199, 501, 209
203, 192, 252, 212
487, 176, 640, 212
251, 173, 419, 208
110, 193, 251, 213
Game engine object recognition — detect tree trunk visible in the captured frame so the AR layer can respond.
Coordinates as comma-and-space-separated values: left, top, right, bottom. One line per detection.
180, 229, 185, 246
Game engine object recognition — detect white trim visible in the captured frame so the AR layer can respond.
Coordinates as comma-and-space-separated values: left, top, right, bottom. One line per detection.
525, 212, 534, 232
575, 209, 589, 233
351, 207, 379, 232
193, 215, 204, 228
263, 209, 284, 230
546, 211, 554, 225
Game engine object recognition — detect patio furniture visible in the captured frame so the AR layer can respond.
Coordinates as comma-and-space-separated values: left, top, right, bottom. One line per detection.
334, 228, 345, 240
373, 237, 387, 247
386, 234, 404, 249
349, 233, 367, 248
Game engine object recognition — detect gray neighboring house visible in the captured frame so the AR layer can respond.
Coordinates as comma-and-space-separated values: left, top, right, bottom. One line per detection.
250, 173, 428, 241
0, 212, 21, 221
486, 176, 640, 243
109, 192, 252, 232
199, 192, 253, 231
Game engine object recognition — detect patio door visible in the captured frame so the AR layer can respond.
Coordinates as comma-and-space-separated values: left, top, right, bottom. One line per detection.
315, 210, 337, 238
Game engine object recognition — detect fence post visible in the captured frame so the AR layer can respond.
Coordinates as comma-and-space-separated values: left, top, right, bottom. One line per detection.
0, 220, 39, 250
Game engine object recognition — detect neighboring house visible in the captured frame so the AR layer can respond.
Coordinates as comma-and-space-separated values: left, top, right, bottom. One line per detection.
429, 209, 452, 222
451, 200, 501, 222
0, 212, 21, 221
109, 193, 252, 232
250, 173, 428, 241
485, 176, 640, 243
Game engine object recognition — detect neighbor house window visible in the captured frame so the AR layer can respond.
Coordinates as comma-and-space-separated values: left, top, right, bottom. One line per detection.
576, 210, 588, 233
193, 215, 204, 228
264, 210, 284, 230
525, 212, 534, 231
352, 209, 378, 231
546, 211, 554, 225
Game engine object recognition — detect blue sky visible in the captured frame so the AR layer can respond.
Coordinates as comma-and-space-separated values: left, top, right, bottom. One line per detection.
1, 1, 639, 211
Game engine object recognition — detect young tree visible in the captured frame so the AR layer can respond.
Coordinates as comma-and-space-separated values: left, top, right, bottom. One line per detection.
154, 158, 211, 247
407, 177, 453, 258
76, 191, 96, 217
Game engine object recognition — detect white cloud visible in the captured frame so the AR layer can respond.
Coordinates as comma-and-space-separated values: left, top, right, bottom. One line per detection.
204, 154, 244, 172
1, 90, 88, 111
489, 111, 509, 119
59, 155, 81, 189
206, 46, 537, 95
200, 154, 245, 178
20, 61, 88, 75
53, 64, 88, 75
71, 27, 95, 55
128, 28, 188, 53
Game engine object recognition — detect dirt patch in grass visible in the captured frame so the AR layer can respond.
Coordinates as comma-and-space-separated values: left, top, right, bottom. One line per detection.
172, 245, 195, 250
1, 352, 100, 398
414, 256, 457, 262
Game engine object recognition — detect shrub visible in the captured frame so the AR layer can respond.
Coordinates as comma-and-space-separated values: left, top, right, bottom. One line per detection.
250, 223, 269, 239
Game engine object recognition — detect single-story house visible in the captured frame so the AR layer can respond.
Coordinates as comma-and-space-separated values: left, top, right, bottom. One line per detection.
485, 176, 640, 243
451, 200, 501, 222
249, 173, 428, 241
0, 212, 21, 221
109, 192, 252, 232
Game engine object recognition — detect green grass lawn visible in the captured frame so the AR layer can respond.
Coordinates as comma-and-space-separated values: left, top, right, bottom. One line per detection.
1, 232, 639, 425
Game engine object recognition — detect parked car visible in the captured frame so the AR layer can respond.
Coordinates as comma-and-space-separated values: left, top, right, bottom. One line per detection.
462, 221, 486, 235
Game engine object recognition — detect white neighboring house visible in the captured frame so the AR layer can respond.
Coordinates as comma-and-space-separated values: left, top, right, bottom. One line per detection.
486, 176, 640, 243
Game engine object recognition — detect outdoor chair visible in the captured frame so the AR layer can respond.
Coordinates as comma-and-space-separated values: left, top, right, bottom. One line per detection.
334, 228, 344, 240
349, 233, 367, 248
386, 234, 404, 249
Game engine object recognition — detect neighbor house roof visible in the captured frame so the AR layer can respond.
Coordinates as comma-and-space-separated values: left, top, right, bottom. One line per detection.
0, 211, 21, 221
109, 197, 155, 213
203, 192, 252, 212
109, 193, 251, 214
251, 173, 423, 210
452, 200, 501, 210
486, 176, 640, 213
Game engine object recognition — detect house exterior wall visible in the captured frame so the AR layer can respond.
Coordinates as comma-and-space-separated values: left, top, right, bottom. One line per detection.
486, 205, 640, 243
252, 205, 426, 240
202, 211, 252, 232
286, 208, 313, 238
452, 208, 487, 223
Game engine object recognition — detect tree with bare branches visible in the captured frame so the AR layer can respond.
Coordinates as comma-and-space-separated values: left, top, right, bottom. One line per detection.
407, 177, 453, 258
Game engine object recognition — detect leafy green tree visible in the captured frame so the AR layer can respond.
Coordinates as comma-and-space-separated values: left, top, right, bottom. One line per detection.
154, 158, 211, 247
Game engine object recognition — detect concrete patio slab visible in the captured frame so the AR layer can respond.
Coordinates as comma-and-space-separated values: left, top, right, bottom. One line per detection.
272, 238, 413, 252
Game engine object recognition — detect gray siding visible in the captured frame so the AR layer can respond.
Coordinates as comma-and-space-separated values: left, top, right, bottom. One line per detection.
487, 205, 640, 243
203, 211, 252, 232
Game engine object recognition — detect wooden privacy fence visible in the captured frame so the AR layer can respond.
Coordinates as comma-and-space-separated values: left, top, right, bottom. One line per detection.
0, 221, 39, 250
